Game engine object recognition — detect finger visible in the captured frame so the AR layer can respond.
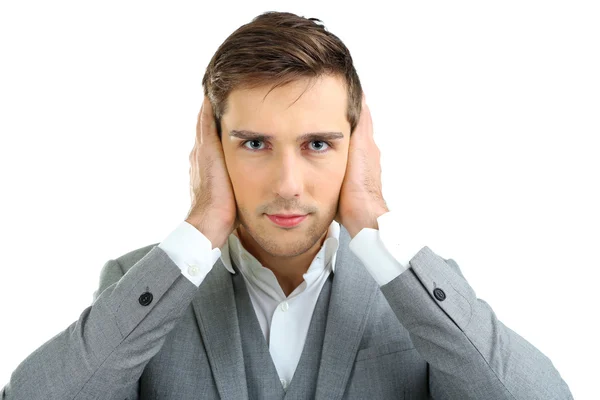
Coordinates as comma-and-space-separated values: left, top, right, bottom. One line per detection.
362, 94, 371, 122
200, 96, 217, 145
356, 94, 372, 137
195, 101, 204, 145
363, 96, 374, 135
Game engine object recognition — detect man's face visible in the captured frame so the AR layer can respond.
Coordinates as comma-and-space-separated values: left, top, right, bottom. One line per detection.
220, 74, 351, 258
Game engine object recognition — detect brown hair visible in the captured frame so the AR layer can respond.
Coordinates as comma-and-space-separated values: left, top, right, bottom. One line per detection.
201, 11, 363, 138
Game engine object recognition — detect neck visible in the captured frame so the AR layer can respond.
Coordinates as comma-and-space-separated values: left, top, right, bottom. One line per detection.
235, 226, 328, 297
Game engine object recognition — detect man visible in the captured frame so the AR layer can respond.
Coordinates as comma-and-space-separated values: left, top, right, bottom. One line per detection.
2, 11, 573, 400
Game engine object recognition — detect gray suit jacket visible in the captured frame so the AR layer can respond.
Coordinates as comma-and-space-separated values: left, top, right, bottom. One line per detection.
2, 225, 573, 399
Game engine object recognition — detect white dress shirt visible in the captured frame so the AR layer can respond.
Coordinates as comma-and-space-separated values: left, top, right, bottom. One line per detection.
158, 211, 423, 390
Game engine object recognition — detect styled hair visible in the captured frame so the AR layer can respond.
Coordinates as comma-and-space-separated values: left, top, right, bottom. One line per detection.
201, 11, 363, 138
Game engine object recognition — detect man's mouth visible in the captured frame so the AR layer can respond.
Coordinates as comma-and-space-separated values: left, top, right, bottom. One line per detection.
266, 214, 308, 228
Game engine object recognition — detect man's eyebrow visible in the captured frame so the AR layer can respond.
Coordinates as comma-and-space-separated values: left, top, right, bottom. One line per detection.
229, 130, 344, 142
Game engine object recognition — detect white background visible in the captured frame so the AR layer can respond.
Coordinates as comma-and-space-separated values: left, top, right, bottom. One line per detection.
0, 1, 598, 398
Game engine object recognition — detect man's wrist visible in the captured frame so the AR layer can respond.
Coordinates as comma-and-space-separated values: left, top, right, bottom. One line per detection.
345, 218, 378, 239
185, 217, 229, 249
344, 205, 389, 238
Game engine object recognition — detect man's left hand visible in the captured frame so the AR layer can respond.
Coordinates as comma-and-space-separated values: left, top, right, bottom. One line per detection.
335, 92, 389, 238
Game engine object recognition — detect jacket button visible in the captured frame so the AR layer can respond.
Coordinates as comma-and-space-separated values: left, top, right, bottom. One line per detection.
433, 288, 446, 301
139, 292, 153, 306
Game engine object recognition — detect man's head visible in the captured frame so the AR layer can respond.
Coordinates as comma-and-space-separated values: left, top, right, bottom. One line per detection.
201, 12, 363, 258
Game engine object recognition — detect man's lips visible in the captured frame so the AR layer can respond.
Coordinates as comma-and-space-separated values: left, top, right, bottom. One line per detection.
266, 213, 308, 227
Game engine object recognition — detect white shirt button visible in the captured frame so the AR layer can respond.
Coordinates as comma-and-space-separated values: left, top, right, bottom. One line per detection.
280, 301, 289, 312
280, 378, 288, 389
187, 263, 200, 276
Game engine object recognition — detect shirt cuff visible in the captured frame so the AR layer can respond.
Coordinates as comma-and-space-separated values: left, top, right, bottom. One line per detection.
348, 211, 425, 286
158, 221, 222, 287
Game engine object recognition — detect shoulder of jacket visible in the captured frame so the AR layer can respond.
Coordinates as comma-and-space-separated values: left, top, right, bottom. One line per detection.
114, 242, 161, 273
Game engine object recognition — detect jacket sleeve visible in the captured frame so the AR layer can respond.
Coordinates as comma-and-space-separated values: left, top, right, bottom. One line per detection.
1, 245, 199, 400
378, 246, 574, 400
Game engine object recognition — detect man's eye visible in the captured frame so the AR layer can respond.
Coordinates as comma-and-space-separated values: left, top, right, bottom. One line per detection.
243, 140, 265, 151
241, 139, 331, 153
308, 140, 330, 152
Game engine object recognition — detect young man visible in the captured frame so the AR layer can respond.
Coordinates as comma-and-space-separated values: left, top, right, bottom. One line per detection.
2, 11, 573, 399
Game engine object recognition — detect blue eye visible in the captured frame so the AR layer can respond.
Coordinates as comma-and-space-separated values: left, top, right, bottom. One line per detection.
241, 140, 332, 153
308, 140, 330, 152
243, 140, 265, 151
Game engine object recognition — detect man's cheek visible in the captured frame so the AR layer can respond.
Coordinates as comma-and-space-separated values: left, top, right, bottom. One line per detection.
232, 175, 261, 208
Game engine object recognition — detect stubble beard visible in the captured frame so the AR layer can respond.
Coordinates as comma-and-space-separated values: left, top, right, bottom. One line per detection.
236, 203, 336, 258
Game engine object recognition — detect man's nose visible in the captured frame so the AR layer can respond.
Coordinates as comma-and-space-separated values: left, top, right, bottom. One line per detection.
273, 151, 303, 200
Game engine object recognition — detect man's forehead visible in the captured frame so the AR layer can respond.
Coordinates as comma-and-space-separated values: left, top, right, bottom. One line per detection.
222, 77, 350, 138
227, 76, 346, 111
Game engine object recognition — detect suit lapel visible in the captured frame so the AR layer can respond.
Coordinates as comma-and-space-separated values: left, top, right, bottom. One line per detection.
192, 260, 248, 400
315, 225, 380, 400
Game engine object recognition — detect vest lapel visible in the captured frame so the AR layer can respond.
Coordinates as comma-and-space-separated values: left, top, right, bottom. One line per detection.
191, 260, 248, 400
314, 225, 380, 400
284, 273, 333, 399
231, 261, 286, 400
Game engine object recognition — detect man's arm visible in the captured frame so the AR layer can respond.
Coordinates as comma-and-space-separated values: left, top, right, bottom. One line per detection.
349, 212, 573, 399
2, 95, 237, 400
1, 244, 202, 400
382, 247, 572, 399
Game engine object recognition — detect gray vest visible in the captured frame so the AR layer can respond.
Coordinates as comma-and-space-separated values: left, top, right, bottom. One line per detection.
231, 261, 333, 400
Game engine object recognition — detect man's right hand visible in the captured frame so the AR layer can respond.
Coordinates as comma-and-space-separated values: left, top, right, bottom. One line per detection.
185, 95, 238, 249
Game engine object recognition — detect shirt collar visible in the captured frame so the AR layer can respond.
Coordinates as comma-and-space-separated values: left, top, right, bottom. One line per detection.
219, 219, 340, 275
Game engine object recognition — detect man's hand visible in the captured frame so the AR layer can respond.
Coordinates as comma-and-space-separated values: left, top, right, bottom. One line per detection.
185, 95, 239, 249
335, 92, 389, 238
